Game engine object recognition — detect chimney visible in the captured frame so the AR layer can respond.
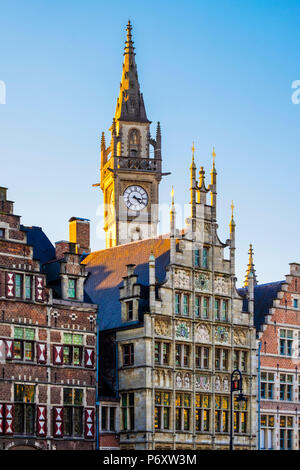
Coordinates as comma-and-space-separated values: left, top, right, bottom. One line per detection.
0, 187, 13, 215
69, 217, 90, 255
55, 241, 70, 260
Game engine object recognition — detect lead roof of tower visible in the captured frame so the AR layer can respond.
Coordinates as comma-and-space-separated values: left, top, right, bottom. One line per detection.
114, 21, 150, 123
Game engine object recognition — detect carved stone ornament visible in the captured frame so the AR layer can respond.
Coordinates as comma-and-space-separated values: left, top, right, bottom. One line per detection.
233, 328, 247, 345
214, 326, 230, 344
214, 276, 230, 295
195, 375, 210, 391
174, 269, 190, 289
176, 373, 183, 388
176, 322, 190, 339
215, 375, 221, 392
195, 273, 209, 291
154, 319, 170, 336
184, 373, 191, 388
223, 376, 229, 392
195, 324, 210, 343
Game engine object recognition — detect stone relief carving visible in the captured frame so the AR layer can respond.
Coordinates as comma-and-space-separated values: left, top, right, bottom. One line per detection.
184, 373, 190, 388
195, 375, 210, 391
155, 370, 172, 388
215, 375, 221, 392
195, 324, 211, 343
233, 328, 247, 345
175, 322, 190, 339
214, 276, 230, 295
154, 319, 170, 336
214, 326, 230, 344
195, 273, 209, 291
204, 223, 211, 234
174, 269, 190, 289
176, 373, 183, 388
223, 376, 229, 392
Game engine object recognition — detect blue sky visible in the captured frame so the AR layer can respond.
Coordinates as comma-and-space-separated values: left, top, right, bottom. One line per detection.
0, 0, 299, 285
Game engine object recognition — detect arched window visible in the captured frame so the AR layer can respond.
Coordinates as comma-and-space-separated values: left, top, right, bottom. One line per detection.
128, 129, 140, 157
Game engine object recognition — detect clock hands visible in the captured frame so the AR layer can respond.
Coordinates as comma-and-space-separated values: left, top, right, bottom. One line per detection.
133, 195, 142, 204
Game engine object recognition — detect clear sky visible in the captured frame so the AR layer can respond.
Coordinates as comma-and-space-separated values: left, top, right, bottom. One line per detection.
1, 0, 300, 286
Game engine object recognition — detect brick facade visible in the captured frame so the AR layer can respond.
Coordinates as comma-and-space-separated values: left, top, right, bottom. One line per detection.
0, 187, 98, 450
257, 263, 300, 450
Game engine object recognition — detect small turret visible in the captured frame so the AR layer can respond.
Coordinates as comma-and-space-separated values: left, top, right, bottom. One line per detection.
170, 186, 176, 264
155, 121, 161, 160
190, 143, 197, 221
229, 201, 236, 276
209, 147, 217, 220
100, 132, 107, 170
149, 250, 156, 313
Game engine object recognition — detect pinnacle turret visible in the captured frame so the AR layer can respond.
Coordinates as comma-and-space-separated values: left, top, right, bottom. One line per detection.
244, 244, 258, 287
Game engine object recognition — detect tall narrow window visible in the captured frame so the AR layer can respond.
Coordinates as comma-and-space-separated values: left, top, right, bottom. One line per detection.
25, 276, 32, 300
126, 301, 133, 321
121, 393, 134, 430
202, 247, 208, 268
202, 297, 209, 318
215, 396, 229, 432
183, 294, 189, 316
195, 296, 201, 317
195, 249, 200, 267
68, 279, 76, 299
15, 274, 22, 298
195, 394, 210, 432
175, 393, 191, 431
14, 384, 35, 435
123, 343, 134, 366
175, 293, 180, 315
63, 388, 83, 437
154, 392, 171, 430
214, 299, 220, 320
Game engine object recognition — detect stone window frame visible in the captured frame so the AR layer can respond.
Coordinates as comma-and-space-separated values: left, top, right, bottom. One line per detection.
279, 373, 294, 401
100, 405, 117, 432
195, 393, 210, 432
260, 414, 275, 450
154, 391, 171, 431
174, 291, 190, 317
154, 341, 170, 366
233, 349, 247, 373
175, 392, 191, 432
122, 343, 134, 367
175, 343, 191, 368
279, 328, 293, 357
195, 346, 210, 370
279, 415, 293, 450
215, 347, 229, 371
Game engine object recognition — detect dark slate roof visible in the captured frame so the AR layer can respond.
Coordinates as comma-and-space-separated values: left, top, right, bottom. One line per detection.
238, 281, 285, 331
82, 236, 171, 331
21, 225, 55, 266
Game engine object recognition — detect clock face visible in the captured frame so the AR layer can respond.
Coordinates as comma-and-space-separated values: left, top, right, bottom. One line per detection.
123, 185, 148, 211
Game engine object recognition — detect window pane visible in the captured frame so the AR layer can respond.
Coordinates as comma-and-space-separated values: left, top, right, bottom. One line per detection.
74, 389, 83, 406
14, 404, 24, 434
25, 405, 35, 434
74, 407, 83, 436
64, 388, 73, 405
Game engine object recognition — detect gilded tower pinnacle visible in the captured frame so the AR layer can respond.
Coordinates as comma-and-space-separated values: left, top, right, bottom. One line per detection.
244, 243, 258, 287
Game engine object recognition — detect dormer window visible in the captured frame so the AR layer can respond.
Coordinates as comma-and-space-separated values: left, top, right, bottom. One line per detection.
68, 278, 76, 299
126, 301, 133, 321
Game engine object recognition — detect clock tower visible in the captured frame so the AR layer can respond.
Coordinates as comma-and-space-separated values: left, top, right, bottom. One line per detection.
95, 21, 165, 248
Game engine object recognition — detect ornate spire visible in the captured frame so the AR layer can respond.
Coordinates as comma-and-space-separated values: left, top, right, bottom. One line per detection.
211, 146, 216, 173
114, 21, 149, 123
229, 200, 235, 232
244, 244, 258, 287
